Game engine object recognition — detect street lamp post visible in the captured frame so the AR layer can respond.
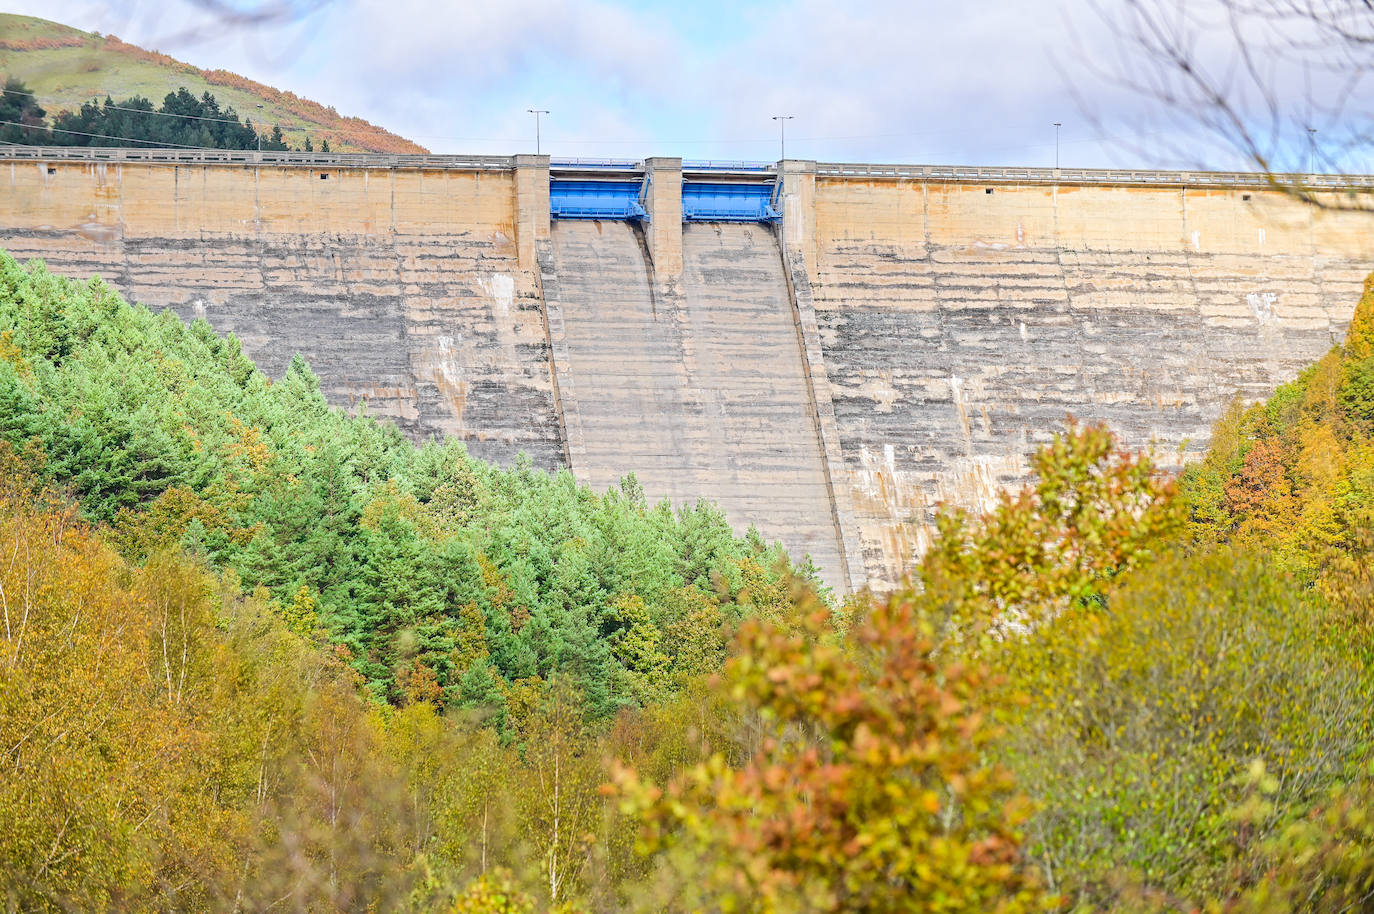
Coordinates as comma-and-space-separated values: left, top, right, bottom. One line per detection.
772, 115, 794, 162
527, 109, 549, 156
1053, 122, 1062, 169
1307, 126, 1317, 174
256, 103, 264, 153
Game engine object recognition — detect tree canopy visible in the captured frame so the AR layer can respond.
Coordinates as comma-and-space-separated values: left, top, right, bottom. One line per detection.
0, 252, 810, 724
5, 248, 1374, 912
0, 77, 316, 151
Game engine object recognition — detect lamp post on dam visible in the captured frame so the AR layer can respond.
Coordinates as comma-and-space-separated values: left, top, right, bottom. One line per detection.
773, 115, 794, 162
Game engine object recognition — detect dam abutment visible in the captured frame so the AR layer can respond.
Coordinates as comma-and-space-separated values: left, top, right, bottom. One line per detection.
777, 159, 868, 592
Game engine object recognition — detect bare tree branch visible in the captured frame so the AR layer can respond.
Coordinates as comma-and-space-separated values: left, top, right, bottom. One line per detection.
1070, 0, 1374, 210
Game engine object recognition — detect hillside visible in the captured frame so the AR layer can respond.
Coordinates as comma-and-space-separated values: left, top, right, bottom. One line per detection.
3, 240, 1374, 908
0, 13, 426, 154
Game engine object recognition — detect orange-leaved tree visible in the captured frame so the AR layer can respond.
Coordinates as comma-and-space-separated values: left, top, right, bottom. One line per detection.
613, 591, 1049, 914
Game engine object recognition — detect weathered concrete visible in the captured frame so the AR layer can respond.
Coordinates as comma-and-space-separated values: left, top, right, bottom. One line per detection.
779, 160, 868, 593
642, 157, 684, 296
680, 223, 848, 587
546, 219, 848, 582
548, 218, 715, 492
514, 154, 551, 272
534, 238, 584, 471
1, 158, 562, 468
801, 172, 1373, 587
3, 148, 1372, 590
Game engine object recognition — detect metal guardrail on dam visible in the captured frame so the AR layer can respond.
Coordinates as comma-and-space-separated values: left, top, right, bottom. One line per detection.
815, 162, 1374, 189
551, 158, 775, 173
5, 145, 1373, 189
0, 146, 517, 170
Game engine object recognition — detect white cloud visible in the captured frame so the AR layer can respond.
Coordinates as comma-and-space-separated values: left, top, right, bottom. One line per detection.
3, 0, 1366, 168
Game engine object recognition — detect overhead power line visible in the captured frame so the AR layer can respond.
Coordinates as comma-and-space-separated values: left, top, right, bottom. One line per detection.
0, 86, 1152, 153
0, 86, 413, 146
2, 85, 286, 128
0, 119, 234, 149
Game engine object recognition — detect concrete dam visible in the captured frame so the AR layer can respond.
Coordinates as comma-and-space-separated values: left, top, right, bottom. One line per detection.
3, 147, 1373, 592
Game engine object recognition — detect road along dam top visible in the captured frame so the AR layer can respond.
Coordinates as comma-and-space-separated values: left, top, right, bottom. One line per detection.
3, 146, 1372, 591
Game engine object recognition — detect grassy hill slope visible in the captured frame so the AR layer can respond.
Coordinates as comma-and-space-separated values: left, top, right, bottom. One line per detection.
0, 13, 427, 154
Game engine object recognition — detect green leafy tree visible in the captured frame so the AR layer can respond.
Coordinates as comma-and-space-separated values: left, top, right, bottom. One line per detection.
993, 549, 1371, 904
920, 420, 1182, 647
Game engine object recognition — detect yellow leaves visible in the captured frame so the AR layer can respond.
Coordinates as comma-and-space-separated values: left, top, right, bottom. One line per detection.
477, 553, 517, 616
112, 484, 226, 561
920, 421, 1182, 646
1340, 271, 1374, 362
223, 414, 273, 474
447, 869, 537, 914
1299, 351, 1344, 426
0, 464, 445, 910
280, 584, 319, 638
0, 490, 225, 907
0, 329, 28, 375
1183, 274, 1374, 633
360, 479, 432, 537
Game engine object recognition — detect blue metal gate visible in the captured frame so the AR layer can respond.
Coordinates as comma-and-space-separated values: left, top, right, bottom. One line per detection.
549, 180, 647, 220
681, 182, 781, 222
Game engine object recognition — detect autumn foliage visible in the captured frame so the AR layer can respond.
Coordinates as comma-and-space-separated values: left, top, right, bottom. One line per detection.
615, 594, 1048, 914
0, 456, 415, 910
96, 34, 429, 153
1182, 272, 1374, 628
5, 245, 1374, 911
919, 419, 1183, 641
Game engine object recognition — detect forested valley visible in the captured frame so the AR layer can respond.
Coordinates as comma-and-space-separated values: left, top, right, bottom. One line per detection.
5, 253, 1374, 912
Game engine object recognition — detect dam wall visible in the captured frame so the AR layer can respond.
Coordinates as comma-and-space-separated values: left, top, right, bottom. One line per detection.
784, 162, 1373, 585
3, 147, 1372, 590
0, 151, 563, 468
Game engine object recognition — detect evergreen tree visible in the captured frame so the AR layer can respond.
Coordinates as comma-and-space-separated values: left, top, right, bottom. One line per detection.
0, 78, 51, 145
0, 253, 808, 717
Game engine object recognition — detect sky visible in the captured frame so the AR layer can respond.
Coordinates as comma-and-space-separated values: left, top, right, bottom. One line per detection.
1, 0, 1366, 170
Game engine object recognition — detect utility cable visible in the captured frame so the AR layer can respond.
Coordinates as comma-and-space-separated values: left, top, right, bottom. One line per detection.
0, 119, 241, 149
0, 85, 387, 138
3, 86, 273, 126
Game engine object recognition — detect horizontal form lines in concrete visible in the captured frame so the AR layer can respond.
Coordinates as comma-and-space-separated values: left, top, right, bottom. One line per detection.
7, 151, 1372, 592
